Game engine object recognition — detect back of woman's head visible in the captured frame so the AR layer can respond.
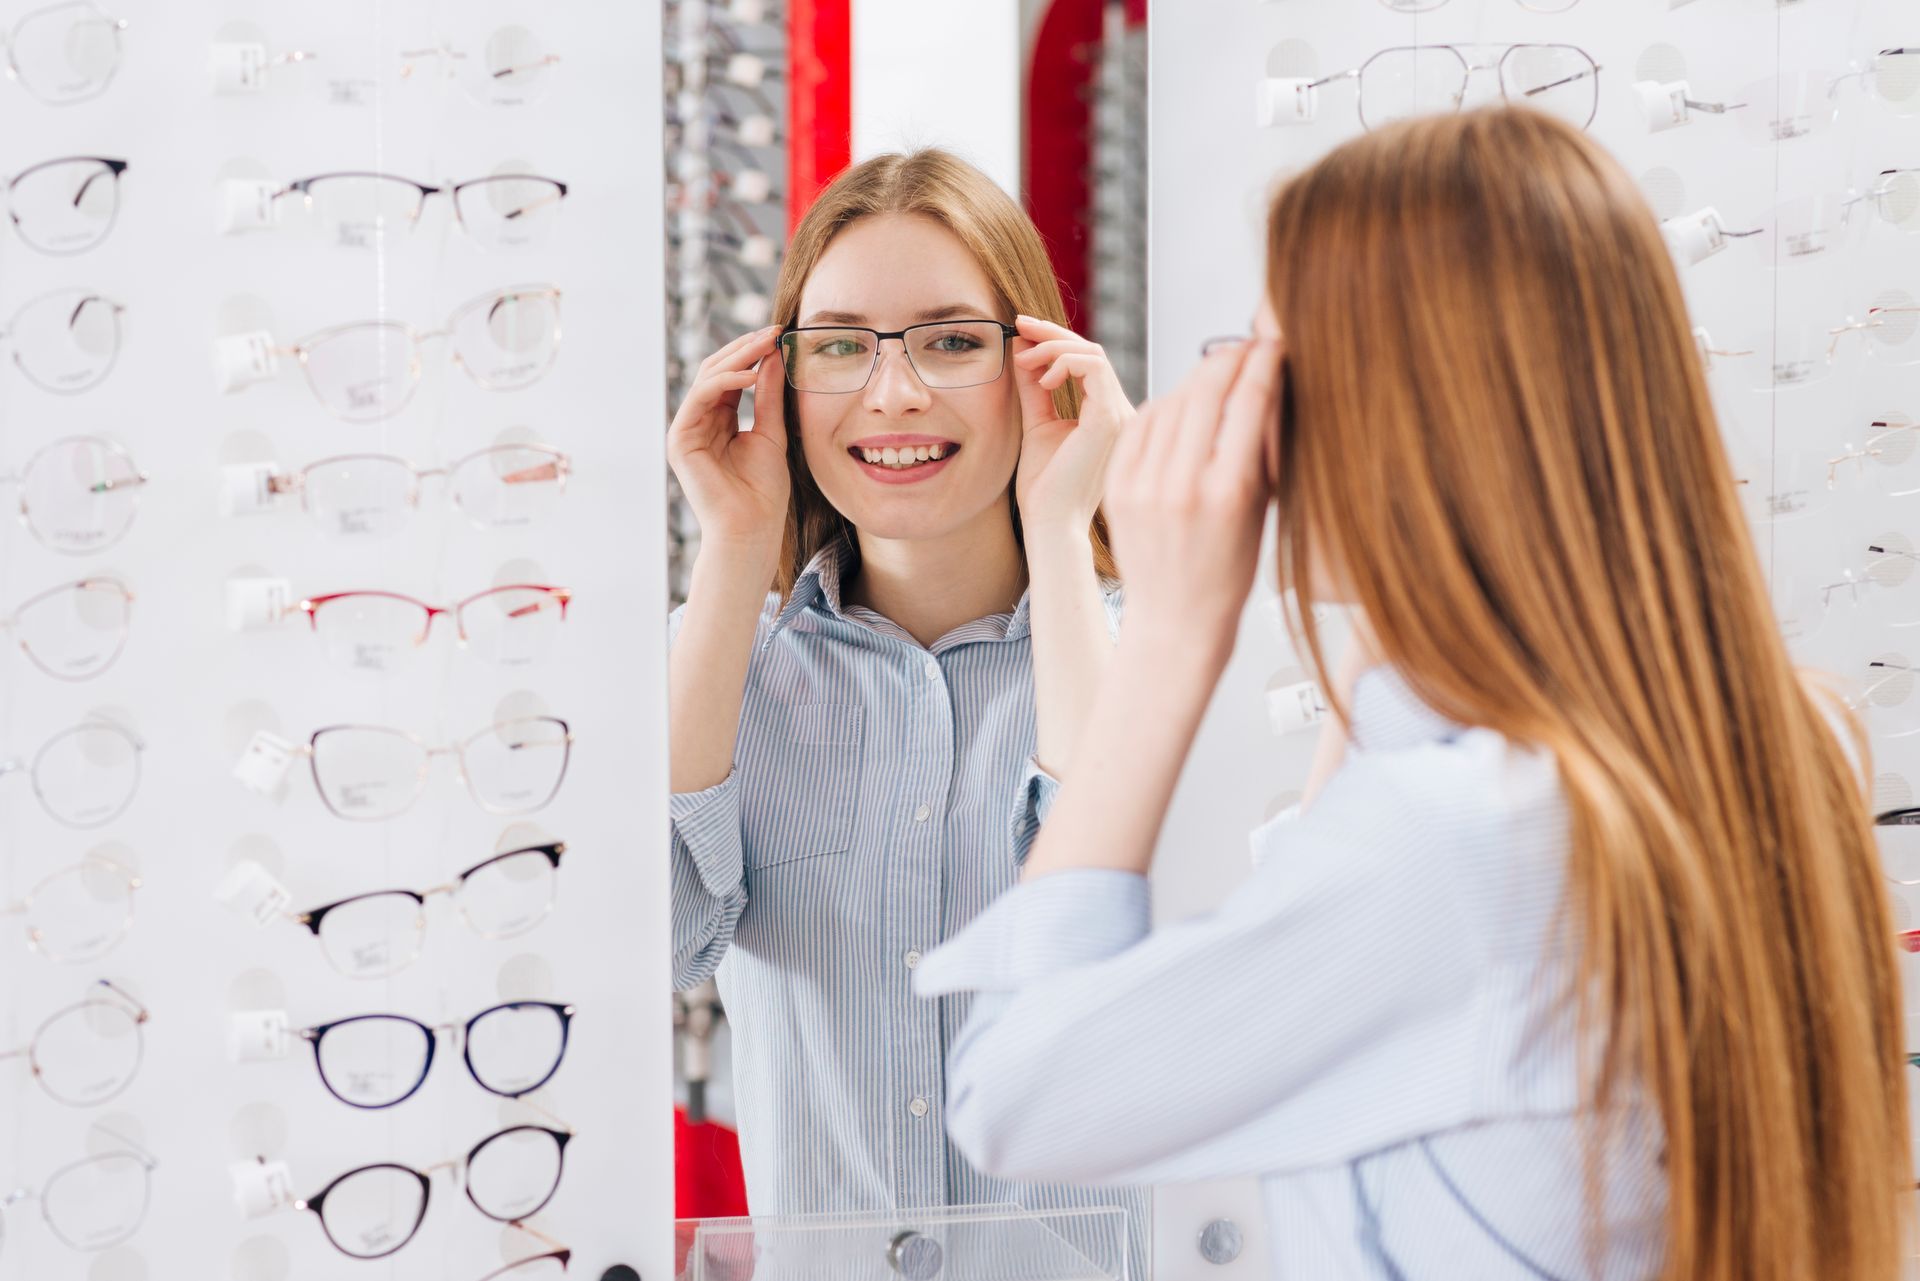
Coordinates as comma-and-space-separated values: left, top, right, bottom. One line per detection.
1267, 106, 1905, 1279
767, 148, 1115, 595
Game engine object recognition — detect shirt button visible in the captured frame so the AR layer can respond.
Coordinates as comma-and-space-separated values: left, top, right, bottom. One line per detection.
922, 658, 940, 680
905, 950, 922, 969
913, 803, 931, 822
909, 1097, 930, 1118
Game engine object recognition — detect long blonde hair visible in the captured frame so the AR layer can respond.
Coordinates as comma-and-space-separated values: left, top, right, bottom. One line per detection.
767, 148, 1117, 597
1268, 108, 1907, 1279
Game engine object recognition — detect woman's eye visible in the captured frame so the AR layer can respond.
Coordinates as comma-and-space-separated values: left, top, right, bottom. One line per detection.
812, 338, 867, 358
926, 332, 982, 353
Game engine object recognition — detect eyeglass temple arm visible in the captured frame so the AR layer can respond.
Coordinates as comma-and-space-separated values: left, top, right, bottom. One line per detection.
1307, 68, 1359, 91
509, 1220, 569, 1253
92, 977, 149, 1021
1523, 64, 1602, 98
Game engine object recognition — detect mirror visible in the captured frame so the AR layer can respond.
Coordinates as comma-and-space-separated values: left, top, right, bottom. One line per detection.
662, 1, 1150, 1275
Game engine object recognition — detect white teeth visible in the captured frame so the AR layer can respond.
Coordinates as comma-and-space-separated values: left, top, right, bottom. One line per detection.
914, 445, 932, 462
863, 448, 882, 463
858, 444, 953, 470
881, 447, 900, 465
930, 444, 946, 460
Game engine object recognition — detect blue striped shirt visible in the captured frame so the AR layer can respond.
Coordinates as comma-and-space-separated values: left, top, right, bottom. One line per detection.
668, 538, 1147, 1268
916, 666, 1669, 1280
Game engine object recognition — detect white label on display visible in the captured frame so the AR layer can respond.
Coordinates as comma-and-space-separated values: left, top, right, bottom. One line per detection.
729, 293, 771, 327
226, 577, 294, 632
724, 53, 766, 87
733, 169, 774, 204
213, 332, 280, 393
209, 42, 270, 94
1266, 679, 1328, 736
1636, 80, 1692, 132
736, 114, 777, 148
325, 76, 379, 108
739, 234, 776, 268
1257, 78, 1318, 127
234, 731, 299, 796
231, 1158, 297, 1217
1663, 208, 1728, 267
214, 859, 294, 927
219, 462, 284, 517
217, 179, 280, 235
227, 1009, 292, 1062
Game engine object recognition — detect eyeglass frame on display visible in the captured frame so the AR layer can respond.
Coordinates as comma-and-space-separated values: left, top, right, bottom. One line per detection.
271, 171, 569, 246
0, 577, 133, 681
0, 716, 145, 829
0, 289, 127, 394
1304, 43, 1603, 133
250, 443, 571, 535
291, 585, 572, 656
278, 1106, 575, 1260
0, 1127, 157, 1254
287, 842, 567, 977
0, 979, 147, 1105
263, 284, 563, 422
2, 0, 127, 106
292, 716, 575, 821
296, 999, 576, 1109
3, 156, 126, 255
2, 857, 141, 962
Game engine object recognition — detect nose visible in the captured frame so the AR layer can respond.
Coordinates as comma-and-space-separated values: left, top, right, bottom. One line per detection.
860, 339, 932, 417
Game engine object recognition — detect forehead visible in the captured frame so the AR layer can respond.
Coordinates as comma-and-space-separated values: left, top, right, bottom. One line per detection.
798, 212, 1002, 325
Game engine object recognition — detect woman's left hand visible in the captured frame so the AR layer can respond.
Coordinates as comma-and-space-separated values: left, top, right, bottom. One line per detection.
1011, 315, 1133, 539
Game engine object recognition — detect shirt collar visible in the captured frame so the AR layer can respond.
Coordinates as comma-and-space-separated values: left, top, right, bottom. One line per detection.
766, 536, 1037, 644
1348, 665, 1466, 751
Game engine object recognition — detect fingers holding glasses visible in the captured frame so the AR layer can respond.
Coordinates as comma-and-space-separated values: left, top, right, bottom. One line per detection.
668, 325, 791, 547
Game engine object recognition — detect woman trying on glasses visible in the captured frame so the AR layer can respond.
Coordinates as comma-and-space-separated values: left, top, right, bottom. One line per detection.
917, 108, 1910, 1281
665, 149, 1145, 1261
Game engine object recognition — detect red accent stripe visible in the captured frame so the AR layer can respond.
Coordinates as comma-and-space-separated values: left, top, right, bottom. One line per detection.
788, 0, 853, 234
1024, 0, 1103, 331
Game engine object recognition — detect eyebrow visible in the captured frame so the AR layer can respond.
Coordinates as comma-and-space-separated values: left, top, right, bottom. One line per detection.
798, 303, 998, 327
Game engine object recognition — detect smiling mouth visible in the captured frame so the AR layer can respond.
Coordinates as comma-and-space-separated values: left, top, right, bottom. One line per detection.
850, 443, 958, 471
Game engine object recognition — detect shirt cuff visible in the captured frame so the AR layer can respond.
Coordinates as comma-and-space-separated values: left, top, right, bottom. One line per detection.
913, 869, 1150, 998
1009, 756, 1063, 867
669, 771, 744, 898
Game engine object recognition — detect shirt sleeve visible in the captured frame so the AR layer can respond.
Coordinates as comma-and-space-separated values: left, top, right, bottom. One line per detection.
1007, 583, 1124, 865
914, 747, 1492, 1188
665, 601, 759, 991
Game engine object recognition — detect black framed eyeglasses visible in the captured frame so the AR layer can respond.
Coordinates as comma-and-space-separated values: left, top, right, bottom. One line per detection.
290, 1117, 573, 1260
778, 320, 1016, 393
298, 999, 575, 1109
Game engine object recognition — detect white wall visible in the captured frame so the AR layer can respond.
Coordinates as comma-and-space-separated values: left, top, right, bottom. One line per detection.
851, 0, 1024, 195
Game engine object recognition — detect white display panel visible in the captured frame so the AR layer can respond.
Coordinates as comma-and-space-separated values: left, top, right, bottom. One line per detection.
1148, 0, 1918, 1268
0, 4, 672, 1280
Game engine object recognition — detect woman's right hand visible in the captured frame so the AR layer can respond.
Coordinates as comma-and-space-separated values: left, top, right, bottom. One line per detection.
667, 325, 792, 564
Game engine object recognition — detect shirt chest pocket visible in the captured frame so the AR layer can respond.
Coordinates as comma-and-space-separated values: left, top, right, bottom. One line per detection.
740, 703, 864, 868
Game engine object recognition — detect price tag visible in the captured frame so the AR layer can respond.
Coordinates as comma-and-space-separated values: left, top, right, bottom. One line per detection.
230, 1157, 297, 1217
210, 42, 270, 94
228, 1009, 292, 1063
234, 730, 299, 796
1258, 78, 1318, 127
213, 331, 280, 394
214, 859, 293, 927
1636, 79, 1692, 132
226, 577, 294, 632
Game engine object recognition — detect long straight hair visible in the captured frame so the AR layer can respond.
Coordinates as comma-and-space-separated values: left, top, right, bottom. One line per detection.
1267, 108, 1907, 1279
767, 148, 1117, 597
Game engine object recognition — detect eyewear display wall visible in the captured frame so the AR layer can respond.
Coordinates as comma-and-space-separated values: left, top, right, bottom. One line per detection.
6, 0, 665, 1275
